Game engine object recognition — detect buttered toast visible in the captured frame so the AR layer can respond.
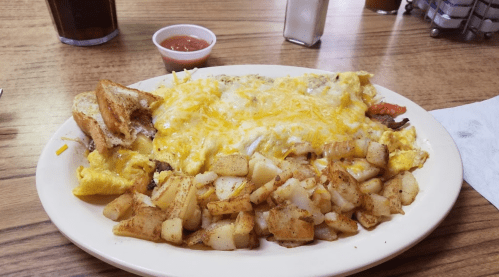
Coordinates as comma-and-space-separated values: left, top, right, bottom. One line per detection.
96, 80, 161, 142
72, 80, 161, 153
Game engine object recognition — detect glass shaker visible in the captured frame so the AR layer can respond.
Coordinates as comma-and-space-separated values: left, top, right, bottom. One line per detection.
283, 0, 329, 47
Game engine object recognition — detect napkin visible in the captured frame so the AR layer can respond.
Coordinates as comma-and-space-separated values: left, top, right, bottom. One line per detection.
430, 95, 499, 210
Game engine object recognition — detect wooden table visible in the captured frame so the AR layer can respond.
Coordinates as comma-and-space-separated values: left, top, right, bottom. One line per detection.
1, 0, 499, 276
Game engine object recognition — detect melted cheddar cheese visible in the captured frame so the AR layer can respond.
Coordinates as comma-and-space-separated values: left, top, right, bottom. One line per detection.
151, 72, 387, 175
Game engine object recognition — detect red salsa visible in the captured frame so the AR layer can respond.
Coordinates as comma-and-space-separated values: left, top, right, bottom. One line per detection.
160, 35, 210, 52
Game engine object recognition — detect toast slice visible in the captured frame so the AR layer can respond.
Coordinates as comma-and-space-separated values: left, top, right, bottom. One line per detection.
95, 80, 161, 143
72, 91, 127, 153
72, 80, 161, 153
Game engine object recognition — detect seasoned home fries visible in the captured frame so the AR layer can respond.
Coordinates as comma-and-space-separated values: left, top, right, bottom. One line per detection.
71, 71, 428, 250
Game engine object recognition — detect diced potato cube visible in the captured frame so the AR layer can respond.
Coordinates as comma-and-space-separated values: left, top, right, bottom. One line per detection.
329, 189, 356, 212
387, 195, 404, 215
311, 184, 332, 214
207, 194, 253, 216
203, 220, 236, 251
248, 169, 293, 205
273, 239, 308, 248
273, 178, 324, 225
267, 205, 314, 242
152, 170, 174, 191
363, 193, 391, 217
165, 177, 197, 221
323, 139, 369, 161
233, 213, 259, 249
300, 177, 316, 190
250, 179, 276, 205
359, 178, 383, 194
399, 171, 419, 205
132, 192, 155, 214
234, 230, 260, 249
234, 233, 251, 249
314, 222, 338, 241
194, 171, 218, 187
382, 176, 405, 215
230, 180, 255, 198
272, 178, 299, 203
161, 218, 183, 245
183, 204, 201, 231
103, 192, 133, 221
279, 159, 316, 181
366, 141, 389, 168
214, 176, 247, 201
152, 176, 197, 223
112, 206, 166, 242
211, 154, 248, 176
275, 169, 293, 186
247, 231, 260, 249
151, 175, 184, 210
254, 211, 270, 236
344, 158, 381, 182
355, 210, 379, 229
201, 208, 214, 229
324, 211, 358, 233
184, 229, 205, 247
234, 211, 255, 236
251, 160, 282, 188
326, 169, 362, 208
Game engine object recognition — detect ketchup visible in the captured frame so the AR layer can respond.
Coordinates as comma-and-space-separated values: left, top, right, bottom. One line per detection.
160, 35, 210, 52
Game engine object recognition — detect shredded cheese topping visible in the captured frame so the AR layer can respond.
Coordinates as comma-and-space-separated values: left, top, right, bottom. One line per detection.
151, 72, 385, 175
56, 144, 68, 156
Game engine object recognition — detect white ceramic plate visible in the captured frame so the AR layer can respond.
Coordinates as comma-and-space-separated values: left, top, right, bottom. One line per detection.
36, 65, 463, 277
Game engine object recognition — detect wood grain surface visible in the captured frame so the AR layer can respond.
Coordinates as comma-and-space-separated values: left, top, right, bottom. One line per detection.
1, 0, 499, 276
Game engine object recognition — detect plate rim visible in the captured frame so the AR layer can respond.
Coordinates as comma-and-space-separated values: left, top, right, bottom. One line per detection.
36, 64, 463, 277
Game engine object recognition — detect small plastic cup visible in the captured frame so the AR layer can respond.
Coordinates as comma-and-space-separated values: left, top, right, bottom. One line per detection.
152, 24, 216, 72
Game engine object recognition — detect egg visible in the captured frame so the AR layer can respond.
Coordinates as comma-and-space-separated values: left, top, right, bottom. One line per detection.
73, 148, 155, 196
151, 72, 387, 175
379, 126, 417, 152
387, 150, 428, 176
379, 127, 429, 177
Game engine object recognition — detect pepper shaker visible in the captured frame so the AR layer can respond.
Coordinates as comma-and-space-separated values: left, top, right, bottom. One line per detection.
283, 0, 329, 47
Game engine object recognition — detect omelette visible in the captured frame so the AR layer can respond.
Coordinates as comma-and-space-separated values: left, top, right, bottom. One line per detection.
73, 71, 427, 198
151, 71, 424, 176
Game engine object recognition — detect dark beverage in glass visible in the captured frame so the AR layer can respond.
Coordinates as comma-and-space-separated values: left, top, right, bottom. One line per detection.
365, 0, 403, 14
45, 0, 119, 46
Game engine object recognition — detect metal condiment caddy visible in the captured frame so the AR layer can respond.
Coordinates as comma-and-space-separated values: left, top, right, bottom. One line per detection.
405, 0, 499, 39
